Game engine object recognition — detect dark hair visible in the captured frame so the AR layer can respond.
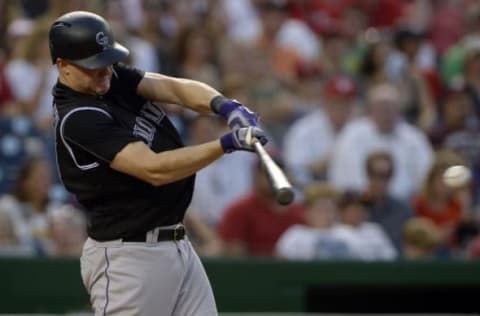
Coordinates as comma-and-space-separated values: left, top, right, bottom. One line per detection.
12, 156, 49, 207
174, 26, 217, 68
337, 190, 366, 210
360, 41, 381, 77
394, 28, 423, 51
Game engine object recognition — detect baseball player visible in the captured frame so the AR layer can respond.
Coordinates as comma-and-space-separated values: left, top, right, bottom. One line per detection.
48, 11, 267, 316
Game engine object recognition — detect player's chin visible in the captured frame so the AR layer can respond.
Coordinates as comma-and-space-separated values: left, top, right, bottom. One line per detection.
95, 82, 111, 95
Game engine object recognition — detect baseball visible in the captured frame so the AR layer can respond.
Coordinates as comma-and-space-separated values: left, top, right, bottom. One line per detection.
443, 165, 472, 188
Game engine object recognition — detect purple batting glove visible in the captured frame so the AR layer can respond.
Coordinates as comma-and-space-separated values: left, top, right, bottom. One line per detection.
220, 126, 268, 153
210, 95, 259, 130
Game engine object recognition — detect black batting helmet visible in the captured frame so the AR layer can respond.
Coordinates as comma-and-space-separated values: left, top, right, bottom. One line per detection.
49, 11, 129, 69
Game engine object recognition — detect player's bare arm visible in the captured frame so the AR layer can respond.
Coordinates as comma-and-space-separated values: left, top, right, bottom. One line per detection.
111, 127, 267, 186
137, 72, 265, 134
136, 72, 220, 113
111, 140, 224, 186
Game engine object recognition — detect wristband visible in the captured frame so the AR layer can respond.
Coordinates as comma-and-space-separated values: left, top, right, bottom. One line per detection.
220, 133, 234, 153
210, 95, 239, 119
210, 95, 229, 114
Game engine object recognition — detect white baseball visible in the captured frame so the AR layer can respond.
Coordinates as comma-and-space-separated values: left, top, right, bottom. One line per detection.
443, 165, 472, 188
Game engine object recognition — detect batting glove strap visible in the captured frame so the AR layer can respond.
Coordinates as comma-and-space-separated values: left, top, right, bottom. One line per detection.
210, 95, 236, 116
210, 95, 259, 130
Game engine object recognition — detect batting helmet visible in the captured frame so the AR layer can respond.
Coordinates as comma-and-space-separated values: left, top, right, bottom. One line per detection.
49, 11, 129, 69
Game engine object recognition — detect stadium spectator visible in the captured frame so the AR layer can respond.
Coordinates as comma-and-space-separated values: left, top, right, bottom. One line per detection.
388, 28, 437, 131
361, 151, 413, 254
429, 84, 476, 149
332, 190, 397, 261
411, 150, 471, 254
188, 115, 255, 228
0, 156, 60, 255
218, 158, 304, 257
328, 83, 433, 201
184, 212, 223, 258
402, 217, 441, 260
275, 182, 350, 260
4, 20, 57, 133
174, 26, 221, 88
0, 203, 34, 257
359, 37, 392, 92
252, 0, 319, 84
283, 74, 358, 186
0, 54, 14, 114
463, 37, 480, 120
48, 204, 86, 257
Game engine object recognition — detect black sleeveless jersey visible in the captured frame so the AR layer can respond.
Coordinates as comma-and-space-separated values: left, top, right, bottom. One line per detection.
52, 63, 195, 241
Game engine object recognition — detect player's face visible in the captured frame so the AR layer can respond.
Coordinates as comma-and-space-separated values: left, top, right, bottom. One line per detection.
62, 61, 113, 96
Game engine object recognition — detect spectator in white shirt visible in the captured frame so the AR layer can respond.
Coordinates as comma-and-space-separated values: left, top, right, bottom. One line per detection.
4, 21, 57, 133
276, 182, 349, 260
283, 74, 358, 186
332, 190, 397, 261
188, 115, 255, 227
328, 83, 433, 201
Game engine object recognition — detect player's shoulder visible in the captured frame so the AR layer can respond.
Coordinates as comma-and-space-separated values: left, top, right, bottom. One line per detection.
111, 63, 145, 87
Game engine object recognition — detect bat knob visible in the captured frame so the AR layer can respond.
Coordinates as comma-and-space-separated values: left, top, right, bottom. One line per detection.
276, 187, 295, 205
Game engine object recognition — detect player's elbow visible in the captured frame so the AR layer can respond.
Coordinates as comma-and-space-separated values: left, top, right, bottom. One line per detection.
143, 169, 170, 186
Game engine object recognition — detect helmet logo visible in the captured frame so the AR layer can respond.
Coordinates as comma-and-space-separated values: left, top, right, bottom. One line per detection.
96, 32, 109, 50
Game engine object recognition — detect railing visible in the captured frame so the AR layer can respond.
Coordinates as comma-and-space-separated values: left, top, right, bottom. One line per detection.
1, 258, 479, 313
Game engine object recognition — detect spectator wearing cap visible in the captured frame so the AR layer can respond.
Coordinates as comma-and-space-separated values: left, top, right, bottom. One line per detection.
328, 83, 433, 201
283, 74, 358, 187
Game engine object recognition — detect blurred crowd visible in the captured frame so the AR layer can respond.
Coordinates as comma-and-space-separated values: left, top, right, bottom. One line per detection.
1, 0, 480, 261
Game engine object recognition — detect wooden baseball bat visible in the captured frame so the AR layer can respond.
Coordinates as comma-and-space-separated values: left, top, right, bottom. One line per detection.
253, 140, 295, 205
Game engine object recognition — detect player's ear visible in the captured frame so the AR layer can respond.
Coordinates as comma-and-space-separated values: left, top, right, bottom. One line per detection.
57, 58, 70, 74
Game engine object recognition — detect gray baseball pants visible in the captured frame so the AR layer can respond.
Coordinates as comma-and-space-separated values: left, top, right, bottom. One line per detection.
80, 232, 218, 316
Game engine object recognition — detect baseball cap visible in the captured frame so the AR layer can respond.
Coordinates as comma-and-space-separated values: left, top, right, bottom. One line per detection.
325, 75, 357, 98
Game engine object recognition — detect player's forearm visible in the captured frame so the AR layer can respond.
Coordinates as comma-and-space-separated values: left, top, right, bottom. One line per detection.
139, 72, 220, 113
144, 140, 224, 186
169, 78, 220, 113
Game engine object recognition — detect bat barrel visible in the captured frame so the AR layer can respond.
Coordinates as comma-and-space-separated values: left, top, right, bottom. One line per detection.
253, 140, 295, 205
276, 186, 295, 205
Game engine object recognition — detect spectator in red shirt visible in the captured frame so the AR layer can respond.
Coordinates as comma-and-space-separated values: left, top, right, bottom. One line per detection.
0, 54, 13, 112
411, 150, 468, 248
218, 159, 304, 257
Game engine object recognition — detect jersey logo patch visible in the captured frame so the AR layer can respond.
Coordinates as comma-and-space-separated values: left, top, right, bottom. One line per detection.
133, 102, 165, 147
